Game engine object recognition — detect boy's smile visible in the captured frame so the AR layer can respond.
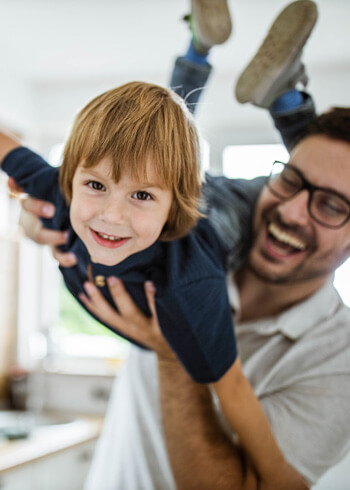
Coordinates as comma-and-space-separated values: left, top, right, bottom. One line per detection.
89, 229, 131, 249
70, 156, 173, 266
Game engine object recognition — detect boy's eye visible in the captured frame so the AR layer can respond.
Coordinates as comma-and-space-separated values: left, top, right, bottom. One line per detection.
87, 181, 105, 191
132, 191, 152, 201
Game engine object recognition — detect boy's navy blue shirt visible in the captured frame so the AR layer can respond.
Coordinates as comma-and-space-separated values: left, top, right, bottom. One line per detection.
3, 147, 263, 383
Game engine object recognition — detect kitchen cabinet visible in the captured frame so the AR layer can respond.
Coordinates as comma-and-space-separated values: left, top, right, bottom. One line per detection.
0, 439, 96, 490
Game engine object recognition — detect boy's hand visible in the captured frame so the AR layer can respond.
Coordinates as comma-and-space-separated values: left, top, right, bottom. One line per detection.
8, 178, 77, 268
79, 277, 176, 360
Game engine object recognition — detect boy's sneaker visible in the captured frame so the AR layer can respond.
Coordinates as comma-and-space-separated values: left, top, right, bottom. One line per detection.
185, 0, 232, 53
235, 0, 318, 108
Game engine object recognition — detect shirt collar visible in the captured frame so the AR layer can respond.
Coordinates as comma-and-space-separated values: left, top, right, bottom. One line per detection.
89, 240, 162, 280
273, 279, 340, 339
227, 275, 341, 340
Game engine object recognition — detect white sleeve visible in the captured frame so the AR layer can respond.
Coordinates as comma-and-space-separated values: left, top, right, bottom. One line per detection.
260, 372, 350, 486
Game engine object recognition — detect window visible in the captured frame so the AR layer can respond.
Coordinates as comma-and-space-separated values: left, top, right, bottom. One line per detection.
41, 248, 130, 364
223, 143, 289, 179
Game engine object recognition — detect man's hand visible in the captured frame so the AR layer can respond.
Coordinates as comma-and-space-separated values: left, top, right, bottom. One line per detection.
80, 277, 175, 359
8, 178, 77, 268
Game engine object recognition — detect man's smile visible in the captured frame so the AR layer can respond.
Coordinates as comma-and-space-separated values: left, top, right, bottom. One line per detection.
265, 222, 307, 258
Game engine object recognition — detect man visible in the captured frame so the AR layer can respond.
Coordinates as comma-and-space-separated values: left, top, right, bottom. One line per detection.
14, 1, 350, 488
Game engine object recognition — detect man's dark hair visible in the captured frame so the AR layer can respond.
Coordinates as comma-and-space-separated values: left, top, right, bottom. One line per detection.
307, 107, 350, 143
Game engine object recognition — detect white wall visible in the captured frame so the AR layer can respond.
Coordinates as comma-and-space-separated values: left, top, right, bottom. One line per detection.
0, 0, 349, 166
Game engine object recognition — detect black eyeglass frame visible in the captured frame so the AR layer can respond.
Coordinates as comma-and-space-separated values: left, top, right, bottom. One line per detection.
267, 160, 350, 229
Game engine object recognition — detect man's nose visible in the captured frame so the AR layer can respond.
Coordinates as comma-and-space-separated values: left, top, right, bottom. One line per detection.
277, 190, 310, 226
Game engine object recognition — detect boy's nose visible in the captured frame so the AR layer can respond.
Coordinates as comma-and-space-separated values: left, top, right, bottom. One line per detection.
100, 197, 126, 224
277, 190, 310, 227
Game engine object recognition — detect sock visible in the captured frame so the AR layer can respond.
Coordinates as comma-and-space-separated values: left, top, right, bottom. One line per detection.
184, 40, 210, 65
270, 89, 304, 113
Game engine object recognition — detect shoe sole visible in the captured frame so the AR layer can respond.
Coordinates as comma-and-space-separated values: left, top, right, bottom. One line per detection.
235, 0, 318, 106
191, 0, 232, 46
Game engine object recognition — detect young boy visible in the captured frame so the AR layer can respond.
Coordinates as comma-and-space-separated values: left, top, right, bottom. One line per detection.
0, 81, 305, 487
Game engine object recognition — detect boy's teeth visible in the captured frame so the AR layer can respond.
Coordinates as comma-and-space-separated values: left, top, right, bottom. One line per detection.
98, 232, 121, 242
268, 223, 306, 250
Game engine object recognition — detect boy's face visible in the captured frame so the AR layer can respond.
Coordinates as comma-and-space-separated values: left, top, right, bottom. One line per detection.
249, 134, 350, 287
70, 155, 173, 266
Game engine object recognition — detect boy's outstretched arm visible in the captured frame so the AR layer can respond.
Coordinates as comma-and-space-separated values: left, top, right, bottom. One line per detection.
0, 131, 76, 267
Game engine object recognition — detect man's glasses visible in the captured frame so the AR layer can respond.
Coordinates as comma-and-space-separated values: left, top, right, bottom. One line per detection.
267, 161, 350, 229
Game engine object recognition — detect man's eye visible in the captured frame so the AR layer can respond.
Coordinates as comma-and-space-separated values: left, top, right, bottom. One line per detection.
316, 193, 348, 217
87, 181, 105, 191
280, 171, 300, 190
132, 191, 152, 201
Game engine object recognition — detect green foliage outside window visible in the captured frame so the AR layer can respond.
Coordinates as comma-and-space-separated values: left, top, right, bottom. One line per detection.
59, 283, 127, 343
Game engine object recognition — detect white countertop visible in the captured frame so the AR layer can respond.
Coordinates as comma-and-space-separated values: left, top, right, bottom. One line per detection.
0, 413, 103, 473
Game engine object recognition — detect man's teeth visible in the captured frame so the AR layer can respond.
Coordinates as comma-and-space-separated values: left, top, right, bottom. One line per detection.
97, 232, 123, 242
268, 223, 306, 250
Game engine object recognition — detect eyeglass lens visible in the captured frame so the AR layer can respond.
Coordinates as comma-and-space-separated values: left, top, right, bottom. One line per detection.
268, 162, 350, 228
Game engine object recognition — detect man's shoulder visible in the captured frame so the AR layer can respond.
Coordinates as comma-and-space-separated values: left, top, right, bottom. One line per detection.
202, 173, 266, 200
202, 174, 266, 270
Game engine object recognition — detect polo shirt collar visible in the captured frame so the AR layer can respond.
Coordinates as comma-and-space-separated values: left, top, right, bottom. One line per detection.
229, 275, 340, 340
274, 279, 339, 339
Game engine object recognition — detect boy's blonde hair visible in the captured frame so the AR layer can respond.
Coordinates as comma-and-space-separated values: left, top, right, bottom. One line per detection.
60, 81, 202, 241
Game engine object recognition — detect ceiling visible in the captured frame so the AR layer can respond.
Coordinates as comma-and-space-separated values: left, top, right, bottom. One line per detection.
0, 0, 349, 167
